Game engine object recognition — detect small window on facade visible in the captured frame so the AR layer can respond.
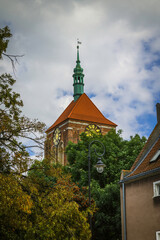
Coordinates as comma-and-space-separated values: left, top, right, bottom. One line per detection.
78, 76, 80, 82
150, 150, 160, 163
156, 231, 160, 240
153, 181, 160, 197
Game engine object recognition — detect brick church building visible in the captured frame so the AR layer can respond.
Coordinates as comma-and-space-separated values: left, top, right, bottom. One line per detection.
45, 44, 117, 165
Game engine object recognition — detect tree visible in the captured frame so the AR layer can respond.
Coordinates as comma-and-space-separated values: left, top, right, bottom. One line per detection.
65, 130, 146, 239
0, 26, 38, 238
0, 26, 12, 59
0, 26, 45, 239
0, 159, 93, 240
0, 174, 33, 240
0, 26, 93, 239
24, 159, 93, 240
0, 26, 23, 71
0, 26, 46, 174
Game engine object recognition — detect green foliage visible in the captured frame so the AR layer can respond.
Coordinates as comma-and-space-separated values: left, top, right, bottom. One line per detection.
0, 160, 93, 240
92, 183, 121, 240
66, 130, 146, 187
0, 174, 33, 240
28, 159, 57, 190
0, 72, 46, 174
0, 26, 46, 174
66, 130, 146, 239
25, 160, 93, 240
0, 26, 12, 59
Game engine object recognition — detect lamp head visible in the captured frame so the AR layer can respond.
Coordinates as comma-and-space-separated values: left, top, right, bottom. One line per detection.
95, 158, 105, 173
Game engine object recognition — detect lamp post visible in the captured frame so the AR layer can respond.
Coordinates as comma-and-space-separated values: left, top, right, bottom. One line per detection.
88, 140, 105, 237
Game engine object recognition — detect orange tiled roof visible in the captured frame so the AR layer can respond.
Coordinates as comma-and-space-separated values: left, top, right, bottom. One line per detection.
46, 93, 117, 133
124, 121, 160, 179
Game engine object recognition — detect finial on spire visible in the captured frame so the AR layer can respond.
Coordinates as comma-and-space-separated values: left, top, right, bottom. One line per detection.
77, 39, 82, 50
76, 39, 82, 62
77, 38, 82, 45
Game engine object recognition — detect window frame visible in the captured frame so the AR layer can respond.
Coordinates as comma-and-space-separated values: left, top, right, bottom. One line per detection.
156, 231, 160, 240
150, 149, 160, 163
153, 180, 160, 198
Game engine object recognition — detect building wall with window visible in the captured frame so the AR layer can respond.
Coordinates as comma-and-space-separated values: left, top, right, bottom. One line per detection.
120, 174, 160, 240
120, 103, 160, 240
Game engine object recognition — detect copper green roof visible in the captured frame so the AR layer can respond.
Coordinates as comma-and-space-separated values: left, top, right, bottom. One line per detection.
73, 45, 84, 101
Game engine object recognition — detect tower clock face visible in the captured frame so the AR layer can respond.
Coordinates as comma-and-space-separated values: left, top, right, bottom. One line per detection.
85, 124, 101, 136
53, 128, 61, 146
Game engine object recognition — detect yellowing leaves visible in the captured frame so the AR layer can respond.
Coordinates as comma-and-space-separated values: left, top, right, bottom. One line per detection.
0, 162, 93, 240
0, 174, 33, 214
0, 174, 33, 239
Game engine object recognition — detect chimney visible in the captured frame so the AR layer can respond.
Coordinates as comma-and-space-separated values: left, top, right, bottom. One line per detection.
156, 103, 160, 123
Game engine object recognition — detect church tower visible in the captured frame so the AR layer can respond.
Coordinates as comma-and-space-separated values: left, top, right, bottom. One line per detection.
45, 44, 117, 165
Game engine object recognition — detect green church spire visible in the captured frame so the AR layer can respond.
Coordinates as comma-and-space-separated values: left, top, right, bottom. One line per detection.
73, 43, 84, 101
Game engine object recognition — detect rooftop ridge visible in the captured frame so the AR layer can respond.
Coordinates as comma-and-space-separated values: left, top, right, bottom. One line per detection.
130, 121, 160, 172
46, 100, 75, 133
68, 93, 82, 118
122, 120, 160, 180
46, 93, 117, 133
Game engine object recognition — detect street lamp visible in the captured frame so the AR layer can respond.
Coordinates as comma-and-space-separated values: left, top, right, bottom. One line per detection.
88, 140, 105, 237
95, 158, 105, 173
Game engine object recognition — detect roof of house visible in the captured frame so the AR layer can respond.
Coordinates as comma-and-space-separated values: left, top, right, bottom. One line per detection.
121, 120, 160, 182
46, 93, 117, 133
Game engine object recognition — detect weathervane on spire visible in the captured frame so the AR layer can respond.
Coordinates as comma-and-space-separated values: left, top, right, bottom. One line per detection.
77, 39, 82, 48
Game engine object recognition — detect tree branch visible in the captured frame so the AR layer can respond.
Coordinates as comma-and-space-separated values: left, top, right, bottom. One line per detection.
2, 53, 24, 74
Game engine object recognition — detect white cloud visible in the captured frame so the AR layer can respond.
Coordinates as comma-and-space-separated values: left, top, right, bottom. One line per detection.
0, 0, 160, 139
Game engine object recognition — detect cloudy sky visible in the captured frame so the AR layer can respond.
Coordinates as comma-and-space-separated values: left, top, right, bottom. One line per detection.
1, 0, 160, 139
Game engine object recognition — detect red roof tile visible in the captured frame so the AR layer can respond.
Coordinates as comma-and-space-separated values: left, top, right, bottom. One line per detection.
46, 93, 117, 133
129, 138, 160, 177
126, 121, 160, 179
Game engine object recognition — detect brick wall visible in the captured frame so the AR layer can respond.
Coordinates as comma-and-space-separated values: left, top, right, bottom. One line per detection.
46, 119, 116, 165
